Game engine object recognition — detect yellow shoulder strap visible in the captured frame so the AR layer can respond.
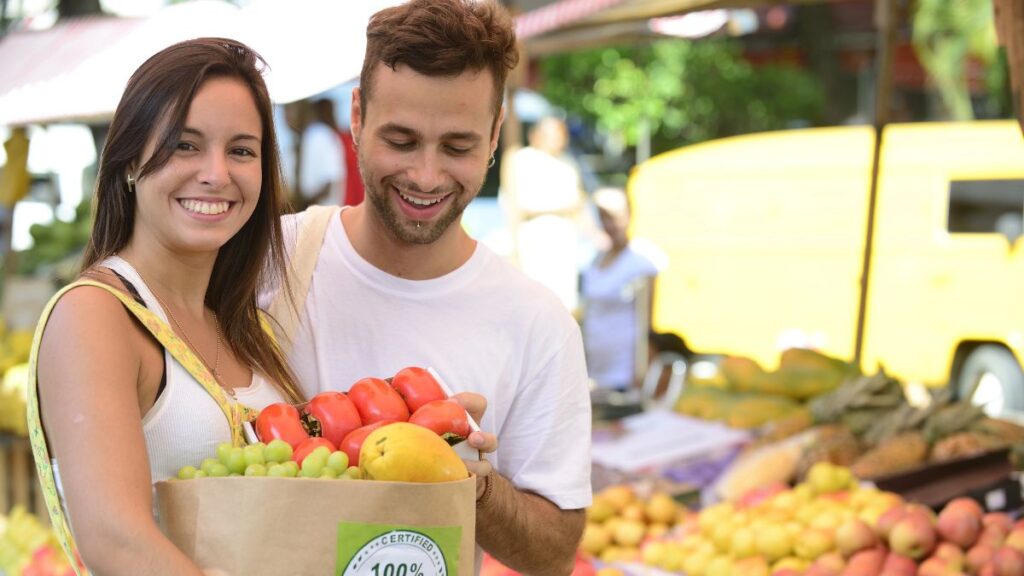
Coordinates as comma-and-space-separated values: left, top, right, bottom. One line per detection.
26, 280, 256, 574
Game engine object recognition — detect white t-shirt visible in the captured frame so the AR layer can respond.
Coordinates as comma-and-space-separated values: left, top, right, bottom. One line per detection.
298, 122, 345, 206
581, 243, 665, 390
260, 208, 593, 511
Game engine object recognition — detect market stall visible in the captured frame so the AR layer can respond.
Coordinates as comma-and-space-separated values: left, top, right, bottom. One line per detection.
573, 349, 1024, 575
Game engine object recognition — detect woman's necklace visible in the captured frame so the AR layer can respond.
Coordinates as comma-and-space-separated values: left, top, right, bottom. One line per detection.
146, 287, 225, 390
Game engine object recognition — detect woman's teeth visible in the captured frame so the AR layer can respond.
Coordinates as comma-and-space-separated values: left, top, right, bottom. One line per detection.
180, 199, 230, 215
398, 190, 445, 206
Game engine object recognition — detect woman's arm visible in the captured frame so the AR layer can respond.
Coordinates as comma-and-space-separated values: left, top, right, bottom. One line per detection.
38, 286, 208, 576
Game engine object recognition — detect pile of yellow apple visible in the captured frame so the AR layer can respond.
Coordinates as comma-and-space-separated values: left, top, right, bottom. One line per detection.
622, 462, 1024, 575
580, 484, 691, 563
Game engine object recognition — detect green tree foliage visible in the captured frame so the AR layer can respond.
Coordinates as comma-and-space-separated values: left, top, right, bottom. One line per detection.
538, 39, 824, 156
913, 0, 1004, 120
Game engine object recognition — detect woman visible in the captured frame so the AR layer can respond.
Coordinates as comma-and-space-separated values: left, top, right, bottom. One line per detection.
581, 187, 666, 391
28, 38, 303, 575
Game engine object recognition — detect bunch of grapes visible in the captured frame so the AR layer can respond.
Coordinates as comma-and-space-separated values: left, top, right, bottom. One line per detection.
175, 439, 362, 481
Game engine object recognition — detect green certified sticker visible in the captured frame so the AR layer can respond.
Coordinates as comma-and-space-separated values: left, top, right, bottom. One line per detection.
337, 523, 461, 576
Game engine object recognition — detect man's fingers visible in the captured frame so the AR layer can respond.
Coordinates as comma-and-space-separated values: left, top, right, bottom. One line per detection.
467, 430, 496, 453
452, 391, 487, 423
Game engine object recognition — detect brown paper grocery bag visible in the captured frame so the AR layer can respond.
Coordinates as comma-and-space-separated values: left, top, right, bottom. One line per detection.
156, 476, 476, 576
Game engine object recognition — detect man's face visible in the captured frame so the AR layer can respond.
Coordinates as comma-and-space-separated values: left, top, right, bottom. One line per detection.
351, 64, 502, 245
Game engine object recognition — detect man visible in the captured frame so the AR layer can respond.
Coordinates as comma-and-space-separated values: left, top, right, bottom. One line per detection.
261, 1, 591, 574
502, 116, 589, 314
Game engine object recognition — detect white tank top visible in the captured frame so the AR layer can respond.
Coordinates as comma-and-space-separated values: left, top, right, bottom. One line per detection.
53, 256, 287, 519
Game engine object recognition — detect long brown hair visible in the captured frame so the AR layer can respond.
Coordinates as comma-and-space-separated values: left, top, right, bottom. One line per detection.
359, 0, 519, 123
82, 37, 303, 404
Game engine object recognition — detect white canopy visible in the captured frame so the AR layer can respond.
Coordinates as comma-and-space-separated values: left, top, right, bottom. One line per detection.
0, 0, 404, 126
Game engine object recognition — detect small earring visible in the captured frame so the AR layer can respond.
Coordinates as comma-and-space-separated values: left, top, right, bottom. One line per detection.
126, 173, 135, 192
487, 155, 496, 168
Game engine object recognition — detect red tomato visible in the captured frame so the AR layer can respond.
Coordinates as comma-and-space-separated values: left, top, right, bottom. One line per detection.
348, 377, 410, 424
339, 421, 391, 467
292, 436, 337, 463
408, 399, 470, 444
305, 391, 363, 447
390, 366, 446, 413
255, 402, 309, 449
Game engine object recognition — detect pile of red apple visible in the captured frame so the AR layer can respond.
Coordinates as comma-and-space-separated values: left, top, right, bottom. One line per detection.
255, 366, 471, 468
856, 497, 1024, 576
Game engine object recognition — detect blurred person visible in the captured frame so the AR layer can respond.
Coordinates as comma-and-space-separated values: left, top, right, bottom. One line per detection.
996, 0, 1024, 133
500, 116, 589, 313
312, 97, 366, 206
317, 96, 367, 207
285, 98, 345, 209
581, 187, 667, 391
27, 38, 303, 575
258, 1, 591, 573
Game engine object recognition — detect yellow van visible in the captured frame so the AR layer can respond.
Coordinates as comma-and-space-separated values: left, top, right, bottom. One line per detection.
629, 120, 1024, 419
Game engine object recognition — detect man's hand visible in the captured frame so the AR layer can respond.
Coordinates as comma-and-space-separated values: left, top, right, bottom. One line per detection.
451, 391, 496, 498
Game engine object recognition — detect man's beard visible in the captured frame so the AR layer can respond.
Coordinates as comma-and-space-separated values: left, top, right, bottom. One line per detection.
360, 158, 471, 245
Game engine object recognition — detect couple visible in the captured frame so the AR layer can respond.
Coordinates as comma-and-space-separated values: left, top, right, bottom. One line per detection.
27, 1, 591, 575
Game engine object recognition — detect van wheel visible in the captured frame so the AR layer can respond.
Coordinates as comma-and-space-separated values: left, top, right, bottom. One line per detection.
956, 345, 1024, 417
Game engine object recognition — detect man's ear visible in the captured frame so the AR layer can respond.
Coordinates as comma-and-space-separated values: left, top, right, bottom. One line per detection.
490, 105, 506, 154
351, 87, 363, 142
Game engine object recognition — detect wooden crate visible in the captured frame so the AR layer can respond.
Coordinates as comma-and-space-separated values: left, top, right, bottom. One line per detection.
0, 433, 48, 524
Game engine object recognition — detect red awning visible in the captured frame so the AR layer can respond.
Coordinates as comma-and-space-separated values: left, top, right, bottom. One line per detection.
515, 0, 630, 39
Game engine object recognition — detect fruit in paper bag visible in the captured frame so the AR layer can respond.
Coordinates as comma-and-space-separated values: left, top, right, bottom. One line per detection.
359, 422, 468, 483
349, 377, 410, 424
255, 402, 310, 449
409, 399, 470, 444
340, 421, 392, 467
292, 437, 336, 464
304, 391, 362, 446
391, 366, 447, 412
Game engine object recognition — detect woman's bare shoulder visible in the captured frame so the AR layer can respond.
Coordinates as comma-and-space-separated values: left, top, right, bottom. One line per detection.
43, 272, 141, 351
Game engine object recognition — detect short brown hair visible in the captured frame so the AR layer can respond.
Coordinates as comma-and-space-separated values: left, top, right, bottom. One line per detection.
359, 0, 519, 120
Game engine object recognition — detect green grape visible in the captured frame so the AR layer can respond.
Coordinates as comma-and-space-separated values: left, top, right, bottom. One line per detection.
229, 472, 242, 477
193, 470, 208, 478
200, 458, 221, 476
326, 451, 349, 474
301, 455, 325, 477
177, 465, 198, 480
263, 439, 293, 463
281, 461, 299, 477
319, 467, 338, 479
243, 444, 266, 467
244, 463, 267, 477
267, 463, 289, 477
341, 466, 363, 480
216, 442, 233, 465
207, 462, 230, 477
225, 447, 248, 475
311, 446, 332, 461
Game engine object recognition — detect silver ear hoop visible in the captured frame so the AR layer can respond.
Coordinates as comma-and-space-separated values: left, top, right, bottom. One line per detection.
487, 155, 496, 168
126, 173, 136, 192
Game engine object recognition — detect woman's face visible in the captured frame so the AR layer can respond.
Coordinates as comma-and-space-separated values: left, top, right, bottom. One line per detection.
131, 76, 263, 258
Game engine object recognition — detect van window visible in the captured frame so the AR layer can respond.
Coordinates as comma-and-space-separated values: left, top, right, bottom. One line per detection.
947, 179, 1024, 238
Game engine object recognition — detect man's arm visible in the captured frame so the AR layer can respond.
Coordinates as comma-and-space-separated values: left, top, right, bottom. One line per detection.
477, 473, 585, 576
454, 392, 587, 575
